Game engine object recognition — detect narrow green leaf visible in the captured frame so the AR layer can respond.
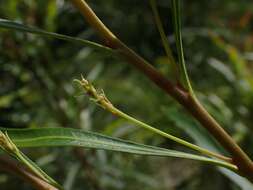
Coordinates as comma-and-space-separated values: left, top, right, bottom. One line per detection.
171, 0, 193, 93
3, 127, 237, 171
0, 18, 113, 53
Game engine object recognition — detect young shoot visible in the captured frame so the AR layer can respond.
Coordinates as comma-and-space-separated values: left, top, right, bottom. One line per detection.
74, 76, 232, 164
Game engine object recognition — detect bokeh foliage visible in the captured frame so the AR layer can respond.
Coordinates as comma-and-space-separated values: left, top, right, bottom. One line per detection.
0, 0, 253, 189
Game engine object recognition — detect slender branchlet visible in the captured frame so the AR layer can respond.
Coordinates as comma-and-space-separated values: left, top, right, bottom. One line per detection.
0, 156, 59, 190
74, 77, 233, 164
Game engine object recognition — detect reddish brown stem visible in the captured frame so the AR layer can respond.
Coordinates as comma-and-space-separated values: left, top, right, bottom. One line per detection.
0, 156, 58, 190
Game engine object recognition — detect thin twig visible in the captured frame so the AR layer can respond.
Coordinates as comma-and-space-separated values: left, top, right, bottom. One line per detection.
0, 156, 58, 190
75, 77, 232, 163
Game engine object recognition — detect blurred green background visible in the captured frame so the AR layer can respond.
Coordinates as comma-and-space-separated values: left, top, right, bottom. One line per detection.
1, 0, 253, 189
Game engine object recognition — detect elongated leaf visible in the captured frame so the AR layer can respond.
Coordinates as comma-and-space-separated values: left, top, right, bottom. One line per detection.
171, 0, 193, 92
1, 127, 236, 171
0, 18, 113, 53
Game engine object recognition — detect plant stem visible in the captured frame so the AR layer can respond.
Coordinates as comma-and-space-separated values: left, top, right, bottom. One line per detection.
179, 95, 253, 180
0, 156, 58, 190
70, 0, 253, 182
75, 78, 232, 163
0, 131, 62, 189
115, 108, 232, 163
